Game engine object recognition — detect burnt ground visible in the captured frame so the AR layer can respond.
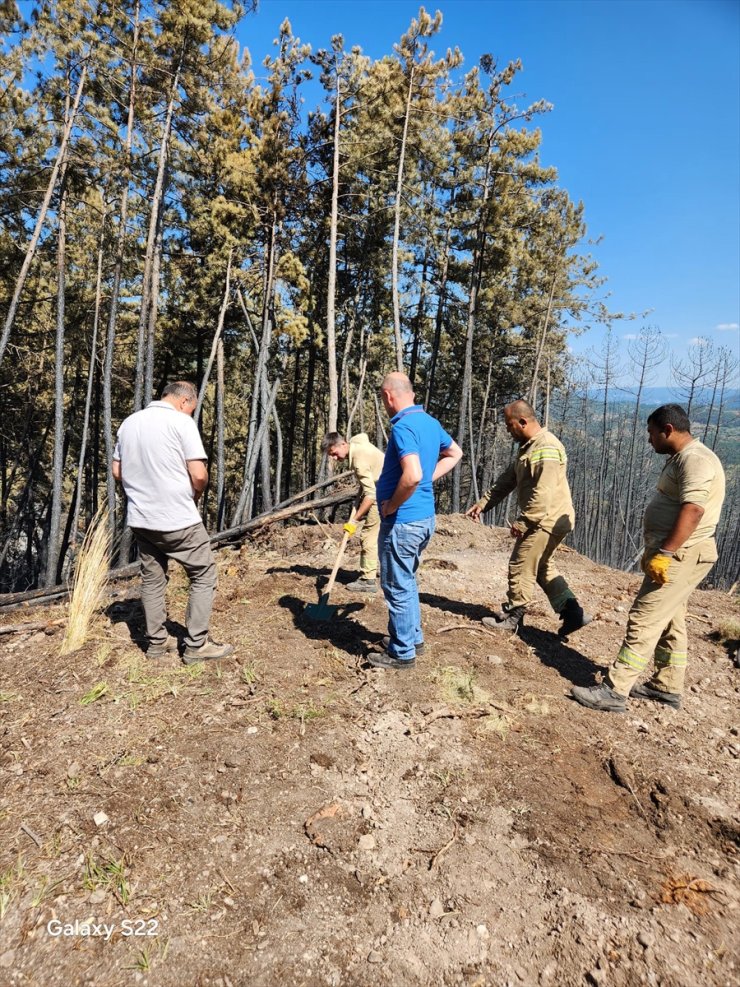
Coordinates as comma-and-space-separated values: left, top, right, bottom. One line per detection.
0, 516, 738, 987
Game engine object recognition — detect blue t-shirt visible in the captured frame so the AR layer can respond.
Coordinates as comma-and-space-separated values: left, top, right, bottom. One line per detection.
376, 406, 453, 523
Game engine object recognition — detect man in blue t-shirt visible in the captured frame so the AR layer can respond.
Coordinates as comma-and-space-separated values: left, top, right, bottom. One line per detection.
366, 372, 462, 670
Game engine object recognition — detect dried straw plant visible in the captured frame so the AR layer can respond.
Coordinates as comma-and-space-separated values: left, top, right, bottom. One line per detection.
60, 509, 111, 655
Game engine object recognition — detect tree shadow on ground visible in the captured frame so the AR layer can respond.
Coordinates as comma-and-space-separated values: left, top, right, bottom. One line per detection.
518, 625, 603, 687
277, 594, 377, 658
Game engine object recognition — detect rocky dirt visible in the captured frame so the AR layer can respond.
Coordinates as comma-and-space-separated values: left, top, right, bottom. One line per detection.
1, 516, 738, 987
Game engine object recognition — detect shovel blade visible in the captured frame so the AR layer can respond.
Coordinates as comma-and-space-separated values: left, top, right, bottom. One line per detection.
304, 592, 338, 622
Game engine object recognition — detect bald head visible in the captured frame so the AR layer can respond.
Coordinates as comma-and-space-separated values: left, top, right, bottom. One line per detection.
380, 372, 415, 416
503, 399, 541, 443
504, 399, 537, 422
381, 372, 414, 395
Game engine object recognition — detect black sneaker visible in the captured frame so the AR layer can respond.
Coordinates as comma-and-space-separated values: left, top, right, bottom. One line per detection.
558, 599, 593, 638
381, 635, 425, 656
482, 607, 524, 633
571, 682, 626, 713
365, 650, 416, 671
629, 682, 681, 709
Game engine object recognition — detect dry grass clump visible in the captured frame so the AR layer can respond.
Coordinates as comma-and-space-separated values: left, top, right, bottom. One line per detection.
716, 617, 740, 644
60, 509, 111, 655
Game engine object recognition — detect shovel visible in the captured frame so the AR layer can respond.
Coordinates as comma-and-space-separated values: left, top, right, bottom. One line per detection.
304, 508, 357, 622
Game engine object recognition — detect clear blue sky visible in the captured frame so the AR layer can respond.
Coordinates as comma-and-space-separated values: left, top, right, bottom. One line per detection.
236, 0, 740, 379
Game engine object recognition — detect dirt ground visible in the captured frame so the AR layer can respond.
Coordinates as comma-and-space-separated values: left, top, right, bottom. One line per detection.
1, 516, 738, 987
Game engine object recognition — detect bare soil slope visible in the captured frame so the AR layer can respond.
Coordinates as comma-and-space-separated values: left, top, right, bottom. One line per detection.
1, 517, 738, 987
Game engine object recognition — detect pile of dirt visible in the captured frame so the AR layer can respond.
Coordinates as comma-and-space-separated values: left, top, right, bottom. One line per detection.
1, 517, 738, 986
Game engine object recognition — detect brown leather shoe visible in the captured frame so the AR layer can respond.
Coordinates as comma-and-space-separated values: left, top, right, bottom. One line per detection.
182, 639, 235, 665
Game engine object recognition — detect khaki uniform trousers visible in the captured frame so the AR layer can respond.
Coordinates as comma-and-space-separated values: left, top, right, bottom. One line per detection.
132, 522, 217, 651
608, 538, 717, 697
507, 524, 575, 614
359, 503, 380, 578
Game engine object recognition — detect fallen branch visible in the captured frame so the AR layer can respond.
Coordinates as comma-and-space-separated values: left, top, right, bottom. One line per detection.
686, 612, 712, 625
437, 623, 482, 635
429, 819, 459, 871
0, 618, 65, 636
1, 486, 356, 612
20, 822, 43, 847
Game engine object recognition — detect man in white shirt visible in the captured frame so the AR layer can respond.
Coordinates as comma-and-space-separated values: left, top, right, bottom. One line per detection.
112, 381, 233, 663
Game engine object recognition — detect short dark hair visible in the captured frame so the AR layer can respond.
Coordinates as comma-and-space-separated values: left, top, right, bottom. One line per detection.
161, 381, 197, 402
321, 431, 345, 453
647, 404, 691, 433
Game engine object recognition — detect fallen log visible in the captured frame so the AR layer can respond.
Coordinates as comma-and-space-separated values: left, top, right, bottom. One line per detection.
0, 486, 356, 612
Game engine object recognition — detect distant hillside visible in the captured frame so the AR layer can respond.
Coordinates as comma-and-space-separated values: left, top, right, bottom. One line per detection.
585, 386, 740, 408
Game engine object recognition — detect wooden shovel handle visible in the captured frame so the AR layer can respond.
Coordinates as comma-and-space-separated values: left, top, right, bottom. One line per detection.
324, 506, 358, 596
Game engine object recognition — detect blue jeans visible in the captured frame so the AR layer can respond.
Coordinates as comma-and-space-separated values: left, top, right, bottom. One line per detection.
378, 516, 435, 660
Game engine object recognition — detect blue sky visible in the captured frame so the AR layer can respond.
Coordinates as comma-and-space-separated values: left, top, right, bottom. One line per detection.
236, 0, 740, 381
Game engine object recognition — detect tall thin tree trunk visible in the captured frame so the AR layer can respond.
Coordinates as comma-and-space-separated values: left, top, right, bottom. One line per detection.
453, 148, 495, 512
45, 175, 68, 587
195, 250, 233, 424
133, 47, 183, 412
527, 276, 557, 405
325, 56, 341, 432
104, 2, 140, 545
390, 65, 415, 373
424, 216, 451, 409
70, 226, 105, 557
216, 338, 225, 530
0, 60, 87, 365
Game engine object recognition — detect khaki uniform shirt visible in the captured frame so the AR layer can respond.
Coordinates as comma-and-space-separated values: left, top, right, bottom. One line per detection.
476, 429, 575, 535
643, 439, 725, 553
348, 433, 384, 501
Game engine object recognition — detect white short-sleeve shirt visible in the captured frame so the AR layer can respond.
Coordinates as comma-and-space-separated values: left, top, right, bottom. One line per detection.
113, 401, 207, 531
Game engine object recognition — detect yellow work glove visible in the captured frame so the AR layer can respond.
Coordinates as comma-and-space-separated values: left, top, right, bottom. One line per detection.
343, 521, 357, 537
645, 552, 672, 585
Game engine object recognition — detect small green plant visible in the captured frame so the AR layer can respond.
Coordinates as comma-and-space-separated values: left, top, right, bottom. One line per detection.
84, 852, 130, 905
186, 891, 212, 913
66, 776, 81, 790
240, 661, 259, 686
80, 682, 108, 706
0, 692, 19, 703
118, 754, 144, 768
266, 698, 285, 720
31, 876, 65, 907
0, 857, 26, 918
95, 642, 113, 667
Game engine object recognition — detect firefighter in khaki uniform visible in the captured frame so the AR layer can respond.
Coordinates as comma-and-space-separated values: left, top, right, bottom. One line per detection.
321, 431, 385, 592
573, 404, 726, 713
466, 400, 591, 637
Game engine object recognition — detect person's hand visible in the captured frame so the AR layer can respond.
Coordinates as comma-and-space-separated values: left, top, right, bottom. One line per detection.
466, 504, 482, 523
343, 521, 357, 537
380, 500, 393, 519
645, 553, 672, 585
510, 522, 525, 539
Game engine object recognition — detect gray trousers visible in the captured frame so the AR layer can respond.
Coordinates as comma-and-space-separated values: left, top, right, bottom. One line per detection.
132, 522, 216, 650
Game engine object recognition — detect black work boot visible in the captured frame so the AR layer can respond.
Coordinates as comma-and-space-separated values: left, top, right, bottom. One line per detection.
629, 682, 682, 710
482, 607, 524, 633
558, 598, 593, 638
571, 682, 626, 713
